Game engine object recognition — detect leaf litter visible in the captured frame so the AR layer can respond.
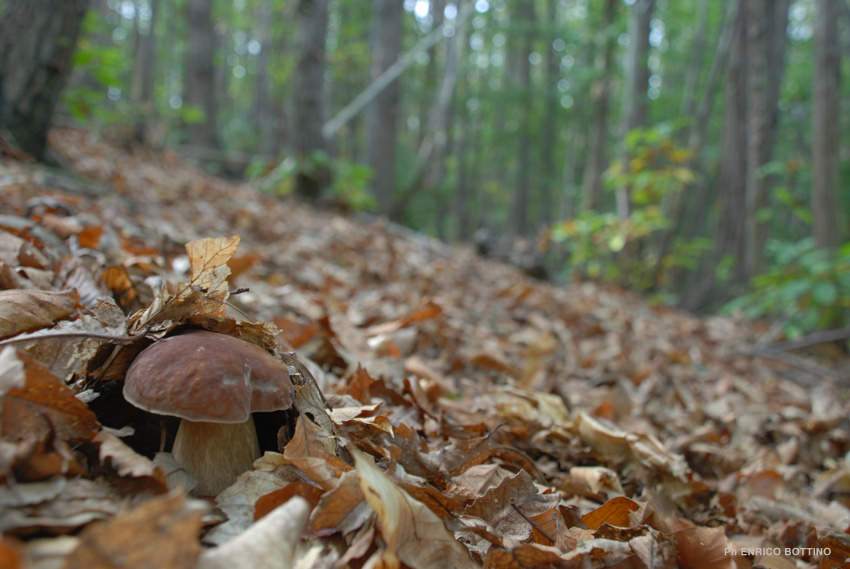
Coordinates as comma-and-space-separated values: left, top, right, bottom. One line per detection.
0, 128, 847, 568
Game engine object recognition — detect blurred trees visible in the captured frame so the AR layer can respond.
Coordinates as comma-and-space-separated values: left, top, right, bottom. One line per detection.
0, 0, 847, 333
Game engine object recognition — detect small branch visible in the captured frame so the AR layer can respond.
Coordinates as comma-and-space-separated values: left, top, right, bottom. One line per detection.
0, 330, 141, 348
759, 326, 850, 353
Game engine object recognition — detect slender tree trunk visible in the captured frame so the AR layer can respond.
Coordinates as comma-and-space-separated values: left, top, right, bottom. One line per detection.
538, 0, 559, 228
716, 0, 749, 283
680, 0, 710, 119
366, 0, 403, 213
581, 0, 617, 212
184, 0, 219, 149
293, 0, 330, 199
812, 0, 842, 248
419, 0, 444, 144
252, 0, 279, 156
744, 0, 790, 275
510, 0, 536, 236
0, 0, 89, 158
618, 0, 655, 218
132, 0, 160, 144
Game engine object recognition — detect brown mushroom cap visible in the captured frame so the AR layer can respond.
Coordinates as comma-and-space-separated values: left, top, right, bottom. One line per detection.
123, 330, 293, 423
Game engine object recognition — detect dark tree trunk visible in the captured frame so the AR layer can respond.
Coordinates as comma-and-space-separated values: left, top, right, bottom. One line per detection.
0, 0, 89, 158
293, 0, 330, 199
744, 0, 790, 275
581, 0, 617, 212
510, 0, 535, 236
183, 0, 219, 149
252, 0, 281, 156
716, 0, 749, 283
538, 0, 559, 228
366, 0, 403, 213
812, 0, 842, 249
132, 0, 160, 144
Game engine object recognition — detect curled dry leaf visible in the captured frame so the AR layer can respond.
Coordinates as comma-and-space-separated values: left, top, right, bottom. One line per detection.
63, 492, 204, 569
0, 289, 78, 340
352, 449, 478, 569
199, 497, 309, 569
0, 349, 99, 444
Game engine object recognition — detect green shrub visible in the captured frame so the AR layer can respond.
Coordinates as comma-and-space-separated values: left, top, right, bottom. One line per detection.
725, 240, 850, 337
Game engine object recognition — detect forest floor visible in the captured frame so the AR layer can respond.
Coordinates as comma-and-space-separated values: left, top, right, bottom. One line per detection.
1, 129, 849, 569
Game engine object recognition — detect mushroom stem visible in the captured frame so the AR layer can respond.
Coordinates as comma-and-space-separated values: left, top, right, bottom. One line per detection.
172, 419, 261, 496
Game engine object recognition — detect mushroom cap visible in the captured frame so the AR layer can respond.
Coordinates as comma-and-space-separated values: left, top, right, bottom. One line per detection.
123, 330, 293, 422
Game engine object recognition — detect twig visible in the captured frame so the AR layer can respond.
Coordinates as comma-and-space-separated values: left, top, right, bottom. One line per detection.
0, 330, 141, 348
760, 326, 850, 353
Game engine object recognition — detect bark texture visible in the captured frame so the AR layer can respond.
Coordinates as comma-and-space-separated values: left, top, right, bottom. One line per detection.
184, 0, 219, 149
366, 0, 404, 212
812, 0, 842, 249
293, 0, 330, 199
0, 0, 89, 158
581, 0, 617, 212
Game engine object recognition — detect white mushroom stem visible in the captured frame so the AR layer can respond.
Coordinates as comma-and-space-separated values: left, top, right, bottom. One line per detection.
172, 419, 260, 496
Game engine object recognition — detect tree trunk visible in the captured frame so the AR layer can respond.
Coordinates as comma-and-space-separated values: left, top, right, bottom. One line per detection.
0, 0, 89, 158
132, 0, 160, 144
538, 0, 559, 227
812, 0, 842, 249
510, 0, 536, 236
581, 0, 617, 212
293, 0, 330, 199
716, 0, 749, 284
744, 0, 790, 275
184, 0, 219, 150
366, 0, 403, 213
680, 0, 710, 119
419, 0, 444, 145
252, 0, 280, 156
618, 0, 655, 218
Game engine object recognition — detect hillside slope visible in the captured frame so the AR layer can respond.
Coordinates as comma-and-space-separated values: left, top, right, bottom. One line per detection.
0, 129, 847, 568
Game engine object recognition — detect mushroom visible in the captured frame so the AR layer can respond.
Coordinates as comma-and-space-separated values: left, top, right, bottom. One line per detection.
123, 330, 293, 495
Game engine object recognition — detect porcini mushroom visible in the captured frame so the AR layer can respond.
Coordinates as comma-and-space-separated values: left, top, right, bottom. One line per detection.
123, 330, 293, 495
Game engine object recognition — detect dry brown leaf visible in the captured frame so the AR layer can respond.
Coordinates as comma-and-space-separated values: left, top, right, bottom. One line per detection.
199, 497, 309, 569
255, 481, 324, 520
63, 493, 203, 569
674, 525, 734, 569
186, 235, 239, 301
353, 449, 477, 569
309, 470, 370, 536
0, 289, 78, 339
283, 416, 349, 490
0, 349, 99, 444
0, 536, 22, 569
580, 496, 641, 530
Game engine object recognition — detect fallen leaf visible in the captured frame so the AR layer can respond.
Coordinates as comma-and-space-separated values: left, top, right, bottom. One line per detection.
0, 349, 99, 444
580, 496, 641, 530
63, 492, 203, 569
0, 290, 78, 339
199, 497, 309, 569
353, 449, 477, 569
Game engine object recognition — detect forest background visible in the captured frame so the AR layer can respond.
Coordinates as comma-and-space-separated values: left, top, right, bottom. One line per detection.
1, 0, 849, 339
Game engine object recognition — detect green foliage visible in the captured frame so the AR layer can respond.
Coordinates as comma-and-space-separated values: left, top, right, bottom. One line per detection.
726, 240, 850, 337
64, 11, 132, 124
255, 152, 376, 212
552, 127, 706, 296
